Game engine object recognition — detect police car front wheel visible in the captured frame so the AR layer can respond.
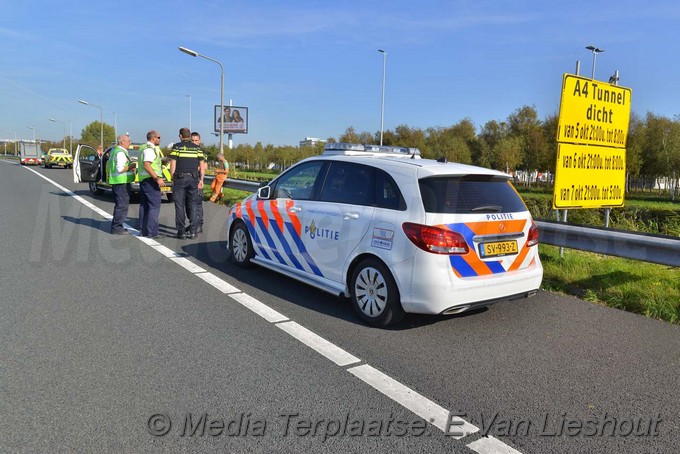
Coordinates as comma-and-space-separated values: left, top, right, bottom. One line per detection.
350, 258, 404, 327
230, 222, 254, 267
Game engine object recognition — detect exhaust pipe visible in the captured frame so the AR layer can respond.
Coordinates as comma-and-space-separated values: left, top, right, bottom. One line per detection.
442, 305, 469, 315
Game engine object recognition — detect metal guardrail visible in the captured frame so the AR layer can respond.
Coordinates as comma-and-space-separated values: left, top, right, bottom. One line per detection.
536, 220, 680, 267
219, 178, 680, 267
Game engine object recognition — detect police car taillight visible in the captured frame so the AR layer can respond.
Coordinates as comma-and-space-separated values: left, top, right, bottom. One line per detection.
526, 221, 539, 247
402, 223, 469, 255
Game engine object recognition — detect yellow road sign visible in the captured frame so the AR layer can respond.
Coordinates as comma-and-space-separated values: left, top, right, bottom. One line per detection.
556, 74, 632, 148
553, 143, 625, 209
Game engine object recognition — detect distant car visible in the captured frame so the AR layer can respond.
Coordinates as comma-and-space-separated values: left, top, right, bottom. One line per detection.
72, 144, 174, 201
43, 148, 73, 168
226, 142, 543, 327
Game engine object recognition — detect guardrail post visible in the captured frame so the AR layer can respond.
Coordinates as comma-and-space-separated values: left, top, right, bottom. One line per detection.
605, 208, 611, 228
559, 209, 568, 258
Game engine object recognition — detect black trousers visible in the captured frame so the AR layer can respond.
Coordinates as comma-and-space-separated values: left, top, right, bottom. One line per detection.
111, 183, 131, 233
173, 175, 199, 233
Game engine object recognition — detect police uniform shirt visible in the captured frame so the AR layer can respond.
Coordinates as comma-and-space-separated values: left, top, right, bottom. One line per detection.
170, 140, 204, 173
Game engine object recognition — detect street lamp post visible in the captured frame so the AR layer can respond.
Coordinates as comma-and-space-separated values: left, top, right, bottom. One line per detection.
179, 46, 224, 155
28, 126, 36, 143
585, 45, 604, 80
78, 99, 104, 151
0, 130, 17, 155
49, 118, 67, 149
186, 95, 192, 131
378, 49, 387, 146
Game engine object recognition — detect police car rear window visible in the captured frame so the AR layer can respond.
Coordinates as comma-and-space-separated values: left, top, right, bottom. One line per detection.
419, 175, 527, 214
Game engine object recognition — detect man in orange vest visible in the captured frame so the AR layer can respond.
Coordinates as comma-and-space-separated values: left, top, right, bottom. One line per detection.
210, 152, 229, 202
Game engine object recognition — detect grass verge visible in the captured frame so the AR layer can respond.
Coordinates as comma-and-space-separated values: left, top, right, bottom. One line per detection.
539, 245, 680, 324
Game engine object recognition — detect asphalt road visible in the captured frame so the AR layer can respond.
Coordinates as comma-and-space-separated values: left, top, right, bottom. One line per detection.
1, 158, 679, 454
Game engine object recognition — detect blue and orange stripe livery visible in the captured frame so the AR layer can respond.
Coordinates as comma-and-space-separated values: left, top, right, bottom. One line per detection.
233, 199, 322, 276
444, 220, 533, 278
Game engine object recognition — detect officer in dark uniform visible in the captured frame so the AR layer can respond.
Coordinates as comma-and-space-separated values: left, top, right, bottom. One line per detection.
169, 127, 204, 239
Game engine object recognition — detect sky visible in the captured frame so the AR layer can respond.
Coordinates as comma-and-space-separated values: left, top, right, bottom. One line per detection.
1, 0, 680, 149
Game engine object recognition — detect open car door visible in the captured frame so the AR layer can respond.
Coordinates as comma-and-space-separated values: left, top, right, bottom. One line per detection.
73, 144, 100, 183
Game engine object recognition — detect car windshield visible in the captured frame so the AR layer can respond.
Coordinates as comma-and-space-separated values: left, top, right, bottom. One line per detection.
419, 175, 527, 213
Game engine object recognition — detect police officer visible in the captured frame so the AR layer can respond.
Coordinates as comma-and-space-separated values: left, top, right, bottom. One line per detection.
169, 127, 204, 239
137, 130, 165, 238
190, 131, 206, 234
108, 134, 136, 234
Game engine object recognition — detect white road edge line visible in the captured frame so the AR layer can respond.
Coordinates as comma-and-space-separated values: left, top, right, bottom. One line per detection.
276, 321, 360, 367
26, 165, 522, 454
170, 257, 207, 274
194, 271, 241, 294
229, 292, 289, 323
347, 364, 479, 439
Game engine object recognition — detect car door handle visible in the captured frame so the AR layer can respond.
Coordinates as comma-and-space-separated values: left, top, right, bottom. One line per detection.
288, 207, 301, 213
343, 212, 359, 220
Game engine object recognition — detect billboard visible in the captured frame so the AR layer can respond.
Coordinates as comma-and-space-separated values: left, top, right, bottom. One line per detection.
214, 105, 248, 134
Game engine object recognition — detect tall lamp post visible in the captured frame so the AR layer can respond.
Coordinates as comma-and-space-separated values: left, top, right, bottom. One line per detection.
1, 130, 17, 155
179, 46, 224, 155
28, 126, 36, 143
49, 118, 69, 150
378, 49, 387, 146
186, 94, 192, 131
78, 99, 104, 151
585, 45, 604, 80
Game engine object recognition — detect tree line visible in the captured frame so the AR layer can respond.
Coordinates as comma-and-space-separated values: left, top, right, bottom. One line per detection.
43, 105, 680, 199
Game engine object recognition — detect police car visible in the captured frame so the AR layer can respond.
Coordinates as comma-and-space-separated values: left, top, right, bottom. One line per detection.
226, 143, 542, 327
72, 144, 174, 200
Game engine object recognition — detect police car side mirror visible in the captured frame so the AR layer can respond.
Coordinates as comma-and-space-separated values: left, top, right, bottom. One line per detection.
257, 186, 271, 199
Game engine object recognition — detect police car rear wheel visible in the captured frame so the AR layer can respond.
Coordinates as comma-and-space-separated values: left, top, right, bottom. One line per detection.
351, 258, 404, 327
231, 222, 254, 267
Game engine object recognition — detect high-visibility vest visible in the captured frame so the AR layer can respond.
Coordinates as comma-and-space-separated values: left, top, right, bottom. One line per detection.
107, 146, 135, 184
137, 143, 163, 181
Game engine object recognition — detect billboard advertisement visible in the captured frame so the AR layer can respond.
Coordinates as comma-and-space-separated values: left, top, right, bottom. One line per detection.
214, 105, 248, 134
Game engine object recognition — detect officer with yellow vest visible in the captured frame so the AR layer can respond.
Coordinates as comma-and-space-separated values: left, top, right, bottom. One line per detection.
137, 130, 166, 238
108, 134, 137, 234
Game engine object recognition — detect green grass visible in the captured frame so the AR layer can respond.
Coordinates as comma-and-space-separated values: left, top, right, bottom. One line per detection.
539, 245, 680, 324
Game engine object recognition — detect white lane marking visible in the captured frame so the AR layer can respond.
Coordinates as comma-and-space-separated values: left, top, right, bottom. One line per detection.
194, 272, 241, 294
170, 257, 207, 274
347, 364, 479, 439
26, 166, 522, 454
467, 436, 523, 454
136, 236, 161, 246
276, 321, 360, 367
229, 292, 289, 323
150, 244, 183, 258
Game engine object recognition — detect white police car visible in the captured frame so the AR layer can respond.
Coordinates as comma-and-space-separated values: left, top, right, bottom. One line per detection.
226, 143, 542, 327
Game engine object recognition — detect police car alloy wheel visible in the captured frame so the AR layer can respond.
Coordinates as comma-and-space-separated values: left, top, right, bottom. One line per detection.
350, 258, 404, 327
231, 222, 254, 267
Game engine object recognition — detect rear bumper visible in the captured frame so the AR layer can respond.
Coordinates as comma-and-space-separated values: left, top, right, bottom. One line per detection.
398, 260, 544, 315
